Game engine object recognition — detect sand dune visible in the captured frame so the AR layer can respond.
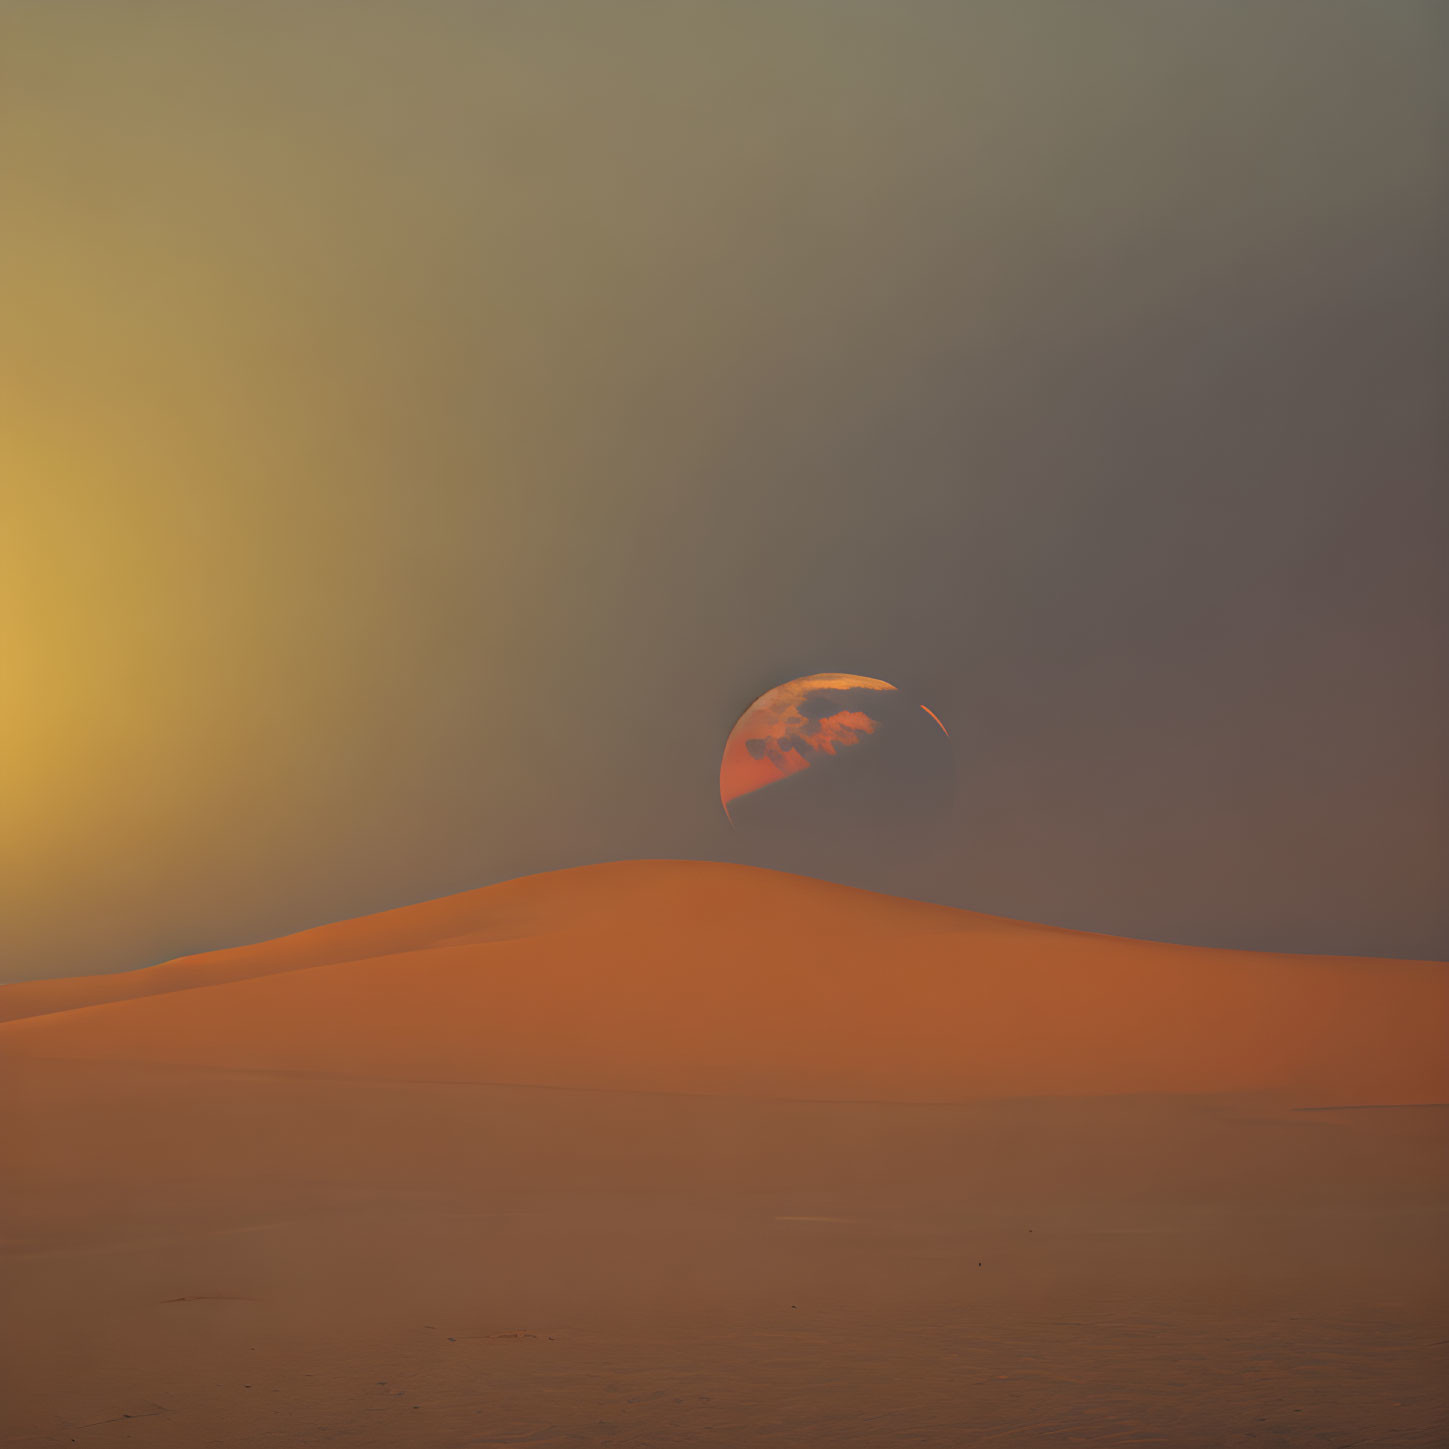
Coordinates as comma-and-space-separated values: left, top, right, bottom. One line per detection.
4, 863, 1447, 1447
2, 860, 1445, 1103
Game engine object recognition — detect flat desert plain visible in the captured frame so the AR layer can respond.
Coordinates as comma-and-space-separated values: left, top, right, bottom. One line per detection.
3, 861, 1447, 1447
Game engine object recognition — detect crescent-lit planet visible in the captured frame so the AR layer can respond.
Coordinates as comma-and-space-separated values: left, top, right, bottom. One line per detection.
720, 674, 952, 839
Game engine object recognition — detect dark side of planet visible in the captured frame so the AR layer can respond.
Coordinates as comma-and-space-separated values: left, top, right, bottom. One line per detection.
720, 674, 954, 879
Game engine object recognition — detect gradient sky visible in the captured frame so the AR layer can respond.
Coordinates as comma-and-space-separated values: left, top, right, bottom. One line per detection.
3, 1, 1446, 981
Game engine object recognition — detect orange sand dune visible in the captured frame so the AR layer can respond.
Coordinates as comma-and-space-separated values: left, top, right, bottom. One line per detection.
2, 860, 1445, 1103
5, 861, 1448, 1448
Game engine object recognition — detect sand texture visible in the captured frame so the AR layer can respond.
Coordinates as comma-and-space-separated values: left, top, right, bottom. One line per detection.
3, 861, 1446, 1446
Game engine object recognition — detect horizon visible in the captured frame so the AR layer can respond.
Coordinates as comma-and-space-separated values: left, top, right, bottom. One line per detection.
12, 856, 1445, 994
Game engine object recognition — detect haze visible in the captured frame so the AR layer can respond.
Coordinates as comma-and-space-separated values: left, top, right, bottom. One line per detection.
3, 0, 1446, 982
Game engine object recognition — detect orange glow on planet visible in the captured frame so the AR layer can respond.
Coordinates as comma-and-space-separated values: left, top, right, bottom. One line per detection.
719, 673, 900, 817
919, 704, 950, 737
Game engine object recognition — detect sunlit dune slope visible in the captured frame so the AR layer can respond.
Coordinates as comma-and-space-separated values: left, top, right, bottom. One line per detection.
1, 861, 1444, 1103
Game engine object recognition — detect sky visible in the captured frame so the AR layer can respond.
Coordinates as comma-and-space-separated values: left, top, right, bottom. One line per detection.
2, 0, 1446, 982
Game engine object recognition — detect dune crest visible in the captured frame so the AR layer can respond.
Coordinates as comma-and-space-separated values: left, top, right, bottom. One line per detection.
2, 860, 1444, 1104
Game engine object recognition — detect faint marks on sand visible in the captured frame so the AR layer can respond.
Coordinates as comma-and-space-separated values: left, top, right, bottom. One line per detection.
69, 1401, 169, 1431
438, 1328, 548, 1342
159, 1293, 258, 1304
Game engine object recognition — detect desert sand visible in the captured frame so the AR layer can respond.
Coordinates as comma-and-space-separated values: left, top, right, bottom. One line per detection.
3, 860, 1446, 1446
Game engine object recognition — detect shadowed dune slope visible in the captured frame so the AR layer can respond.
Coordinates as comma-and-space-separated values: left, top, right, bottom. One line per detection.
1, 860, 1444, 1103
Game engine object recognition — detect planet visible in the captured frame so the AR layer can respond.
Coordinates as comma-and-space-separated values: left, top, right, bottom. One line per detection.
719, 674, 953, 861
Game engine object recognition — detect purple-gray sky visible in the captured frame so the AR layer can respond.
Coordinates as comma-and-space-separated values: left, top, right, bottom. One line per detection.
3, 0, 1446, 980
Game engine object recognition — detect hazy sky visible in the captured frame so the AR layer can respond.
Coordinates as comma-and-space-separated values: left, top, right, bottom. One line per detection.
3, 1, 1446, 981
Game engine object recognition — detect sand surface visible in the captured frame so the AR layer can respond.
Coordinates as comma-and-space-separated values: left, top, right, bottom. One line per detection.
3, 861, 1446, 1445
